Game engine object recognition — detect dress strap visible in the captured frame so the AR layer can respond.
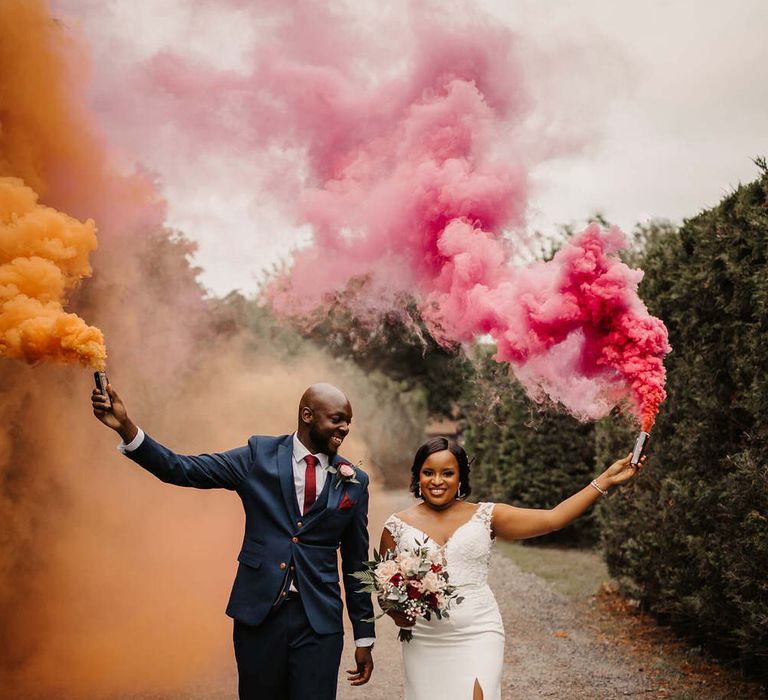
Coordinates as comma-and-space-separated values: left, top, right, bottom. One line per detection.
475, 502, 495, 531
383, 513, 405, 547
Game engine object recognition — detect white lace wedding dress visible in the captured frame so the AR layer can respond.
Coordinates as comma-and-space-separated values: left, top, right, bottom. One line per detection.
383, 502, 504, 700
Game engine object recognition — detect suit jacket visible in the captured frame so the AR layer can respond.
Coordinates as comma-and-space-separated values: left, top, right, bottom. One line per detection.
125, 432, 375, 639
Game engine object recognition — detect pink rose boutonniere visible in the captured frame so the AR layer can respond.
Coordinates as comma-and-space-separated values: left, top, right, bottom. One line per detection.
327, 460, 362, 489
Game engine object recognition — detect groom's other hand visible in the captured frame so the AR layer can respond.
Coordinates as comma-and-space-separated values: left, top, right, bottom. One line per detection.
91, 385, 138, 443
346, 646, 374, 686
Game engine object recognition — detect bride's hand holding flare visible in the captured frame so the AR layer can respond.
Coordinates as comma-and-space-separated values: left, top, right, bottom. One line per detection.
602, 452, 645, 486
491, 453, 645, 542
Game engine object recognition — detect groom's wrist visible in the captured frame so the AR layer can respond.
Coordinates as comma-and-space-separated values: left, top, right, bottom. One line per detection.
117, 419, 139, 444
117, 425, 144, 454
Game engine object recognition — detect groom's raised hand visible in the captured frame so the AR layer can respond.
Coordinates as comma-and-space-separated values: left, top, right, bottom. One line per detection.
346, 646, 374, 686
91, 385, 138, 443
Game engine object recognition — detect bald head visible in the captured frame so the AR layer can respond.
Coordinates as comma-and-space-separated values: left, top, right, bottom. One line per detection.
297, 383, 352, 456
299, 383, 350, 414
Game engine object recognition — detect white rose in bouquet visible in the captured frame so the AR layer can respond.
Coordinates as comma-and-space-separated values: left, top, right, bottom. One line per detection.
396, 551, 420, 576
375, 559, 399, 584
420, 571, 441, 594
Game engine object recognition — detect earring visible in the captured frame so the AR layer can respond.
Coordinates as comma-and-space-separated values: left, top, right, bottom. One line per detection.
416, 486, 422, 499
457, 486, 464, 499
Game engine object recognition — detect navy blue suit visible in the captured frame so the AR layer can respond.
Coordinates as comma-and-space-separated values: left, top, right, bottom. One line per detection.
124, 432, 374, 698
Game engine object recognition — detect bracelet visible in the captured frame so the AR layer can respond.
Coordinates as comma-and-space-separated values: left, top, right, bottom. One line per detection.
590, 479, 608, 496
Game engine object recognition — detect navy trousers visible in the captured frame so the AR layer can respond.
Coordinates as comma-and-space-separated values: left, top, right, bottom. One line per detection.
233, 596, 344, 700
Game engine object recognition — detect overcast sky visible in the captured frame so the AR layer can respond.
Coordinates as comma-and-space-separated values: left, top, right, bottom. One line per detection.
61, 0, 767, 296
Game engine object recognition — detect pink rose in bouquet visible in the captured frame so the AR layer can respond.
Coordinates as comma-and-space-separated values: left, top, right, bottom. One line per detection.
351, 539, 464, 642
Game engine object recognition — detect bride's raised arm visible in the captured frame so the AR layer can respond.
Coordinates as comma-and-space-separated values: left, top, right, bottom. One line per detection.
491, 453, 643, 541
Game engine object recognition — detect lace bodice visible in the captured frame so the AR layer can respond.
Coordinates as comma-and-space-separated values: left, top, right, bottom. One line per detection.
384, 502, 495, 587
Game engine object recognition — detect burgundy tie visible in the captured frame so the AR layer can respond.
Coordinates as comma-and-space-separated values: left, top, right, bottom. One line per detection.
303, 454, 318, 514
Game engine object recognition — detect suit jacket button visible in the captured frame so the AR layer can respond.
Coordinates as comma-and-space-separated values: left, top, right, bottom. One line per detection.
297, 521, 303, 527
291, 537, 299, 543
281, 591, 287, 597
279, 562, 287, 570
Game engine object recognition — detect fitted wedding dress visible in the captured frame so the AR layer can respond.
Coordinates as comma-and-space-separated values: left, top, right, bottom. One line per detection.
383, 502, 504, 700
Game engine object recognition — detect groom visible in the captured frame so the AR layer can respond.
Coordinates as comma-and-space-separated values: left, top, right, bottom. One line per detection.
91, 382, 375, 699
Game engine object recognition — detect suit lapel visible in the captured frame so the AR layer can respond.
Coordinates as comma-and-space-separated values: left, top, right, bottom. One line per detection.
325, 455, 344, 512
277, 439, 301, 521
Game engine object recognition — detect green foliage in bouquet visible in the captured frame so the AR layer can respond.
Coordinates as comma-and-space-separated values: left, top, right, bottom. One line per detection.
462, 348, 598, 546
597, 168, 768, 677
351, 542, 464, 642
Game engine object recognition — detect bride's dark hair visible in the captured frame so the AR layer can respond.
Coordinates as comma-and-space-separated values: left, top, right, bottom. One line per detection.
409, 437, 472, 500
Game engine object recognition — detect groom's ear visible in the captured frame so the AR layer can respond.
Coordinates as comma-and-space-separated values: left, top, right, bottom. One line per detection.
300, 406, 314, 425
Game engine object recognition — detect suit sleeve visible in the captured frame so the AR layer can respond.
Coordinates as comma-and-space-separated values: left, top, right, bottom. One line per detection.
339, 476, 376, 640
124, 433, 251, 490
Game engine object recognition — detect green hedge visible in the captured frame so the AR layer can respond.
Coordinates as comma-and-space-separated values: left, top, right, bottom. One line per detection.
462, 350, 598, 546
597, 171, 768, 675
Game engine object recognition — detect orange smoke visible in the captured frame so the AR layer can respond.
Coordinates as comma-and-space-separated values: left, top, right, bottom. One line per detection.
0, 0, 101, 199
0, 0, 107, 369
0, 176, 106, 368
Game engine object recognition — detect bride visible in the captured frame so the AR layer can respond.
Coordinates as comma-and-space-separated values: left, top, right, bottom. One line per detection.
380, 437, 643, 700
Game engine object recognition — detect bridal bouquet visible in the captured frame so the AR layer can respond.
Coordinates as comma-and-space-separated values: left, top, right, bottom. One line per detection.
351, 540, 463, 642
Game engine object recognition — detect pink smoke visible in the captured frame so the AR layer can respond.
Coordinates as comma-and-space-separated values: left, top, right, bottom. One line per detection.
450, 225, 670, 430
82, 0, 670, 427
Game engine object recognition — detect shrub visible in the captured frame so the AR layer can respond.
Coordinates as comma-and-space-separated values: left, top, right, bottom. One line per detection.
597, 171, 768, 675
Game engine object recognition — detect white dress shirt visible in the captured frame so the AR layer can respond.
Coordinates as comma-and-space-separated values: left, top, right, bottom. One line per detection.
118, 426, 145, 454
119, 429, 374, 648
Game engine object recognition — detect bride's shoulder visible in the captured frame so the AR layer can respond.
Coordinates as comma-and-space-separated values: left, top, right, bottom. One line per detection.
383, 510, 403, 526
399, 504, 422, 518
384, 506, 416, 526
473, 501, 496, 527
382, 510, 411, 544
